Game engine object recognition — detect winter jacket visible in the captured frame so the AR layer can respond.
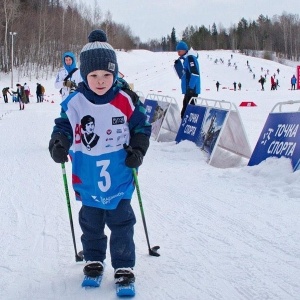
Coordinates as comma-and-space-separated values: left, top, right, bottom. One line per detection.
291, 76, 297, 85
178, 48, 201, 94
36, 84, 43, 95
17, 86, 26, 103
51, 81, 151, 210
2, 88, 11, 95
271, 76, 275, 85
54, 52, 82, 101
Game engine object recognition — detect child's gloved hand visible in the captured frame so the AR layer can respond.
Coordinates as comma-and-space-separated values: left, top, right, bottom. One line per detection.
49, 134, 70, 163
123, 144, 143, 168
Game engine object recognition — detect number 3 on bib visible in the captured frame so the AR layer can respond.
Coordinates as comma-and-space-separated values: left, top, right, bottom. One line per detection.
96, 160, 111, 192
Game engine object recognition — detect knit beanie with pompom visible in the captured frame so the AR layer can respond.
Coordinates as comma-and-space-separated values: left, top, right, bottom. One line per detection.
80, 29, 118, 83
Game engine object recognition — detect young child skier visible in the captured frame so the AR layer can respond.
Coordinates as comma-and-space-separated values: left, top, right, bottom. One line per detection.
49, 29, 151, 289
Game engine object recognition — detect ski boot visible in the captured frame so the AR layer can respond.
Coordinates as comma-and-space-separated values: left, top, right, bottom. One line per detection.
83, 261, 104, 278
114, 268, 135, 285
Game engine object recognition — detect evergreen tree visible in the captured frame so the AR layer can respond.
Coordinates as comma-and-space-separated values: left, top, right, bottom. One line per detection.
170, 28, 177, 51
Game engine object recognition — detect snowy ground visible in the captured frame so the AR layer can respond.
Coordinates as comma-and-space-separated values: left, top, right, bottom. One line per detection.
0, 49, 300, 299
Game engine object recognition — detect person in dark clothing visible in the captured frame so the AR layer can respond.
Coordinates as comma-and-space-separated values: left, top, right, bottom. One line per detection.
36, 83, 43, 103
233, 82, 237, 91
174, 41, 201, 119
2, 87, 11, 103
216, 81, 220, 91
16, 83, 25, 110
258, 76, 265, 91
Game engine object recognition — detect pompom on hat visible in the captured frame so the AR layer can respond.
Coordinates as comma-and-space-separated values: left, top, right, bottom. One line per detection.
80, 29, 118, 83
176, 41, 188, 51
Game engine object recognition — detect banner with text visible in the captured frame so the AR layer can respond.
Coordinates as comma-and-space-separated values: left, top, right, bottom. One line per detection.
176, 99, 252, 168
175, 105, 206, 146
248, 111, 300, 171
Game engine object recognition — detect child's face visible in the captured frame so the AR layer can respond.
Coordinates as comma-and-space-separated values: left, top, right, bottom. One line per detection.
87, 70, 114, 96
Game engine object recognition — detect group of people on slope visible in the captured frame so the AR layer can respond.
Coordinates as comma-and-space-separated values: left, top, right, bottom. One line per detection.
259, 74, 297, 91
2, 82, 45, 109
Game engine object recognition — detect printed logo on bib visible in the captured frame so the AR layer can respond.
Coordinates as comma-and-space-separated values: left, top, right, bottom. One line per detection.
80, 115, 100, 151
112, 116, 125, 125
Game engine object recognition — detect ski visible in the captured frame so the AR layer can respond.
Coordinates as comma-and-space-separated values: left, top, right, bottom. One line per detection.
81, 275, 103, 288
116, 283, 135, 297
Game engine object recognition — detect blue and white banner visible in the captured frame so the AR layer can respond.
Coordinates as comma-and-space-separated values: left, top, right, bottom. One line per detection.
248, 112, 300, 171
176, 105, 228, 155
175, 99, 252, 168
175, 105, 206, 145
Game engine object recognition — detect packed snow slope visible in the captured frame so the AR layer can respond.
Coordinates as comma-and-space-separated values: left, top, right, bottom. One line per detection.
0, 49, 299, 300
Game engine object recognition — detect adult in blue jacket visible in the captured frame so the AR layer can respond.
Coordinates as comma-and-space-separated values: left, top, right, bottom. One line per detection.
291, 75, 297, 90
174, 41, 201, 118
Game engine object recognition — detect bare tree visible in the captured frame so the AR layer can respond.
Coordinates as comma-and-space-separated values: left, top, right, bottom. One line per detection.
1, 0, 19, 72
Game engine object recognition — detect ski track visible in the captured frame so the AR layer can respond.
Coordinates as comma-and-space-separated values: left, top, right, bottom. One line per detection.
138, 139, 300, 300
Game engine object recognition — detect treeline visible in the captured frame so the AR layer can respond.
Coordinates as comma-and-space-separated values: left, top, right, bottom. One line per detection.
156, 14, 300, 62
0, 0, 299, 80
0, 0, 140, 79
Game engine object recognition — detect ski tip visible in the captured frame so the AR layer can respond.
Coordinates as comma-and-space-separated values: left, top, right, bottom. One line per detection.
81, 275, 102, 288
116, 283, 135, 297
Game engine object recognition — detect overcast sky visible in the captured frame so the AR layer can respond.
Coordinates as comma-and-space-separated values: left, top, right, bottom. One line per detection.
75, 0, 298, 42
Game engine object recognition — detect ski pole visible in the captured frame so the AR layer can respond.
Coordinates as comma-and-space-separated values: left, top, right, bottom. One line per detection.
61, 163, 84, 262
132, 168, 160, 257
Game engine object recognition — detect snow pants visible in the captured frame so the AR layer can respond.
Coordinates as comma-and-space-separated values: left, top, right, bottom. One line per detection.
181, 92, 198, 119
79, 199, 136, 269
3, 94, 8, 103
